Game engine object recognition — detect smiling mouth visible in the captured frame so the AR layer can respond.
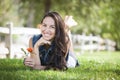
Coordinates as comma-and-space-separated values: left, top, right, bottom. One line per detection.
44, 34, 50, 37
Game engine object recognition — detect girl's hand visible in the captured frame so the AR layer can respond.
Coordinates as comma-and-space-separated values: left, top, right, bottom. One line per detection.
35, 37, 51, 47
24, 57, 35, 68
23, 57, 45, 70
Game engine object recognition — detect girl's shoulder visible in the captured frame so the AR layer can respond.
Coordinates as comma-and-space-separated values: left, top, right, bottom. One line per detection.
32, 34, 42, 39
32, 34, 42, 47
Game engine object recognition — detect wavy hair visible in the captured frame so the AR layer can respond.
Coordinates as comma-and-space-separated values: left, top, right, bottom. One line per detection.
41, 12, 69, 70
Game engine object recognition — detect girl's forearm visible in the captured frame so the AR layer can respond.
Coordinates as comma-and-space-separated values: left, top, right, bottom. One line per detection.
32, 40, 47, 70
35, 47, 41, 64
31, 45, 41, 67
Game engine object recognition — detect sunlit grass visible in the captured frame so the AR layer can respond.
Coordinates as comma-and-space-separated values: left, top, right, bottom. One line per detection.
0, 51, 120, 80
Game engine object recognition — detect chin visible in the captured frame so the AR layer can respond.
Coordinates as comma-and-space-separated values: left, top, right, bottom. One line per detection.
43, 37, 51, 41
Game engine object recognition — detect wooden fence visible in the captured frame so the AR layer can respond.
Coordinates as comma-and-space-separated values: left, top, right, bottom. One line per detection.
72, 33, 116, 54
0, 22, 40, 58
0, 22, 116, 58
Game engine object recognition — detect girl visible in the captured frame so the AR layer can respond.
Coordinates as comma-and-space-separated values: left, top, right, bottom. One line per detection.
24, 12, 79, 70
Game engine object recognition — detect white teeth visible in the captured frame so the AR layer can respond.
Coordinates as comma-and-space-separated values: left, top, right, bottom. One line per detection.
44, 34, 50, 37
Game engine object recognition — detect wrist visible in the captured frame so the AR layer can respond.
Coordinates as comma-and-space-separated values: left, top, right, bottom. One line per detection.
34, 42, 42, 48
34, 43, 39, 48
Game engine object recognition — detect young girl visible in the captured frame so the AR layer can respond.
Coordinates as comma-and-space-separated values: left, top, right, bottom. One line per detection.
24, 12, 79, 70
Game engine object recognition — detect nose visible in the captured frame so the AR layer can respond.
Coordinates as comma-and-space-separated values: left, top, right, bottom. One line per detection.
44, 26, 51, 32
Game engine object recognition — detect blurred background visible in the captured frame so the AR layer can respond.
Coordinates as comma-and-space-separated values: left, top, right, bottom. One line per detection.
0, 0, 120, 58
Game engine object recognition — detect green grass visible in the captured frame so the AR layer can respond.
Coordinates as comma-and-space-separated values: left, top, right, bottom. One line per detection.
0, 51, 120, 80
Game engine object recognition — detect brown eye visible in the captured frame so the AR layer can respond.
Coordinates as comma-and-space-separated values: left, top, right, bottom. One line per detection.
42, 24, 47, 27
50, 25, 55, 29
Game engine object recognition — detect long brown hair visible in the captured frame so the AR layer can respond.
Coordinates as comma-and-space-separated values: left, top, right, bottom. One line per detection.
41, 12, 69, 70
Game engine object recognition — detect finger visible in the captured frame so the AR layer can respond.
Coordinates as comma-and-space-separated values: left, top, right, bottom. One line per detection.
44, 41, 51, 45
42, 38, 51, 44
24, 61, 32, 64
46, 41, 51, 45
26, 62, 34, 67
24, 59, 34, 65
25, 62, 33, 67
28, 63, 34, 67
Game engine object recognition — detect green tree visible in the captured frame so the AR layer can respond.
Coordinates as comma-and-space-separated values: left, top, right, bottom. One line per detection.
0, 0, 120, 50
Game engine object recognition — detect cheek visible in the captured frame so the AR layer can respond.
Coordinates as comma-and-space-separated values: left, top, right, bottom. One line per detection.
52, 34, 55, 39
52, 30, 55, 37
40, 28, 45, 34
40, 27, 44, 31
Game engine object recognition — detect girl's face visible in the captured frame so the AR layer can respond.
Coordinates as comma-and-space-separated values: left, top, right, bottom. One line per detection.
41, 17, 56, 41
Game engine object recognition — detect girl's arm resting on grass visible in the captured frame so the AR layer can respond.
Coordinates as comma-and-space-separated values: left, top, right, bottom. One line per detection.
32, 46, 46, 70
28, 37, 45, 70
33, 65, 46, 70
24, 57, 46, 70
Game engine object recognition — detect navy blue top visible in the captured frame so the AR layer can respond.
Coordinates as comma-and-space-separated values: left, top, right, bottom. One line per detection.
32, 34, 69, 66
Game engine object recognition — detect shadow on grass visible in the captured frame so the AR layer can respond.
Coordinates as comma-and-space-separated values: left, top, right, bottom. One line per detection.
106, 69, 120, 75
0, 59, 34, 80
0, 65, 32, 71
0, 59, 35, 73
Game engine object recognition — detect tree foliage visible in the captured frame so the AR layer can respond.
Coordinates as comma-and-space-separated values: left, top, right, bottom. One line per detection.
0, 0, 120, 50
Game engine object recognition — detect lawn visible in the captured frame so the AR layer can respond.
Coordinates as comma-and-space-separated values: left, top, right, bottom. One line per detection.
0, 51, 120, 80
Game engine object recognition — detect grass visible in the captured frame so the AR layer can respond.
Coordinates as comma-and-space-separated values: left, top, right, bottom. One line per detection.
0, 51, 120, 80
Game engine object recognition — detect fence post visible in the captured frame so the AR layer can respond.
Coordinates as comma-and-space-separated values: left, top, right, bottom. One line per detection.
81, 33, 85, 54
89, 34, 93, 53
5, 22, 13, 58
97, 35, 101, 52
